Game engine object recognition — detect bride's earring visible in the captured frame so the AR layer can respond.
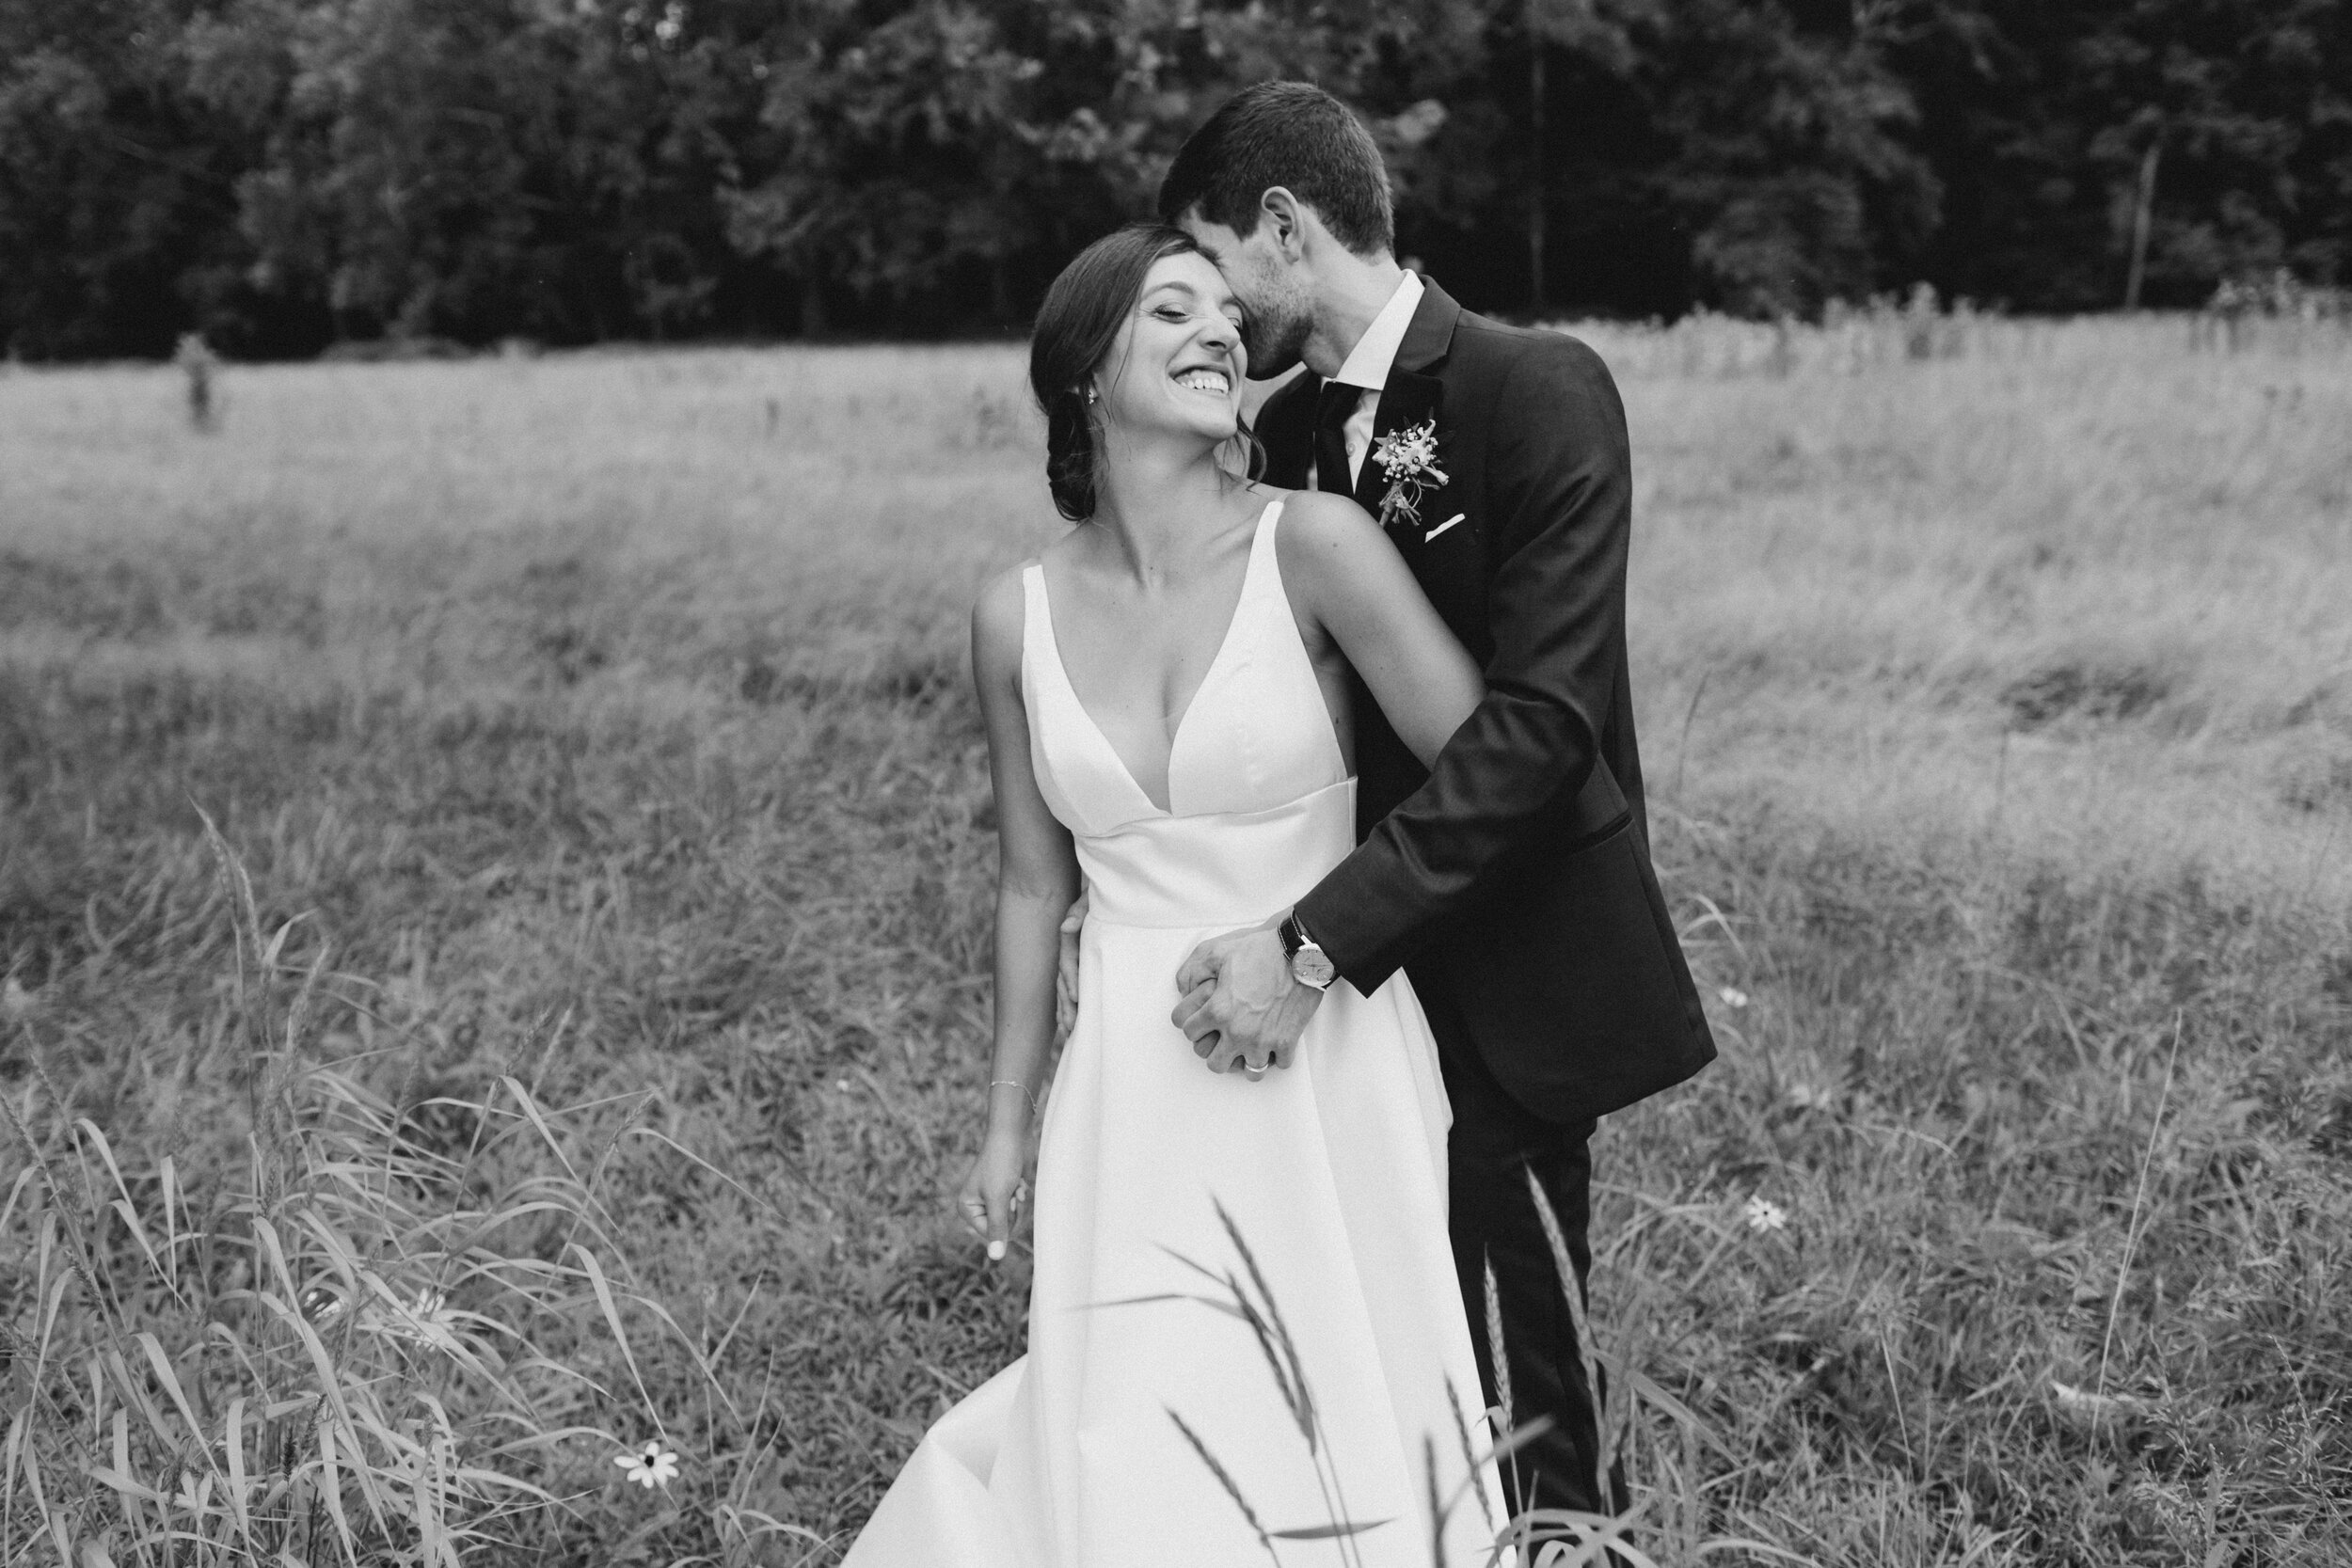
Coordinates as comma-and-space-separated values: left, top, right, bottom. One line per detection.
1084, 385, 1098, 405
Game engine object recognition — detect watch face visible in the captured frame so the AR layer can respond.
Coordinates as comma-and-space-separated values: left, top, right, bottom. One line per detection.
1293, 946, 1337, 989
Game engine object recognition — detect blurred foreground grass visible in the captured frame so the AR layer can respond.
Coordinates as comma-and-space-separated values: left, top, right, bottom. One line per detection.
2, 316, 2348, 1563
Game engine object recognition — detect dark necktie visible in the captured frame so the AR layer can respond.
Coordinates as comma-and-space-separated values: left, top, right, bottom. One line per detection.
1313, 378, 1359, 496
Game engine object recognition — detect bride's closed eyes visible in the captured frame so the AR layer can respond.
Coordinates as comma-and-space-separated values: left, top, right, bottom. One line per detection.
1138, 283, 1244, 333
1146, 302, 1245, 326
1148, 304, 1245, 329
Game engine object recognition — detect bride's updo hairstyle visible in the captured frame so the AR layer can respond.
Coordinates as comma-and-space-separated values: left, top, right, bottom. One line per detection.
1029, 222, 1262, 522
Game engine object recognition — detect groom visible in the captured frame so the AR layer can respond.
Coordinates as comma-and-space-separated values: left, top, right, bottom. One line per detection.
1159, 83, 1717, 1518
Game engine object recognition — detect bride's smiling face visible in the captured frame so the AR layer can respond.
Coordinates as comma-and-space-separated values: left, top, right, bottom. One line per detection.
1090, 252, 1248, 444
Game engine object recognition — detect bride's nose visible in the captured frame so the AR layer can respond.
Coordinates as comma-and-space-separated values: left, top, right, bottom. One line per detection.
1196, 313, 1238, 353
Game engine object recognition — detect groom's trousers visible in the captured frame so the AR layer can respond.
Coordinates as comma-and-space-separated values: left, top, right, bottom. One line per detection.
1416, 974, 1625, 1525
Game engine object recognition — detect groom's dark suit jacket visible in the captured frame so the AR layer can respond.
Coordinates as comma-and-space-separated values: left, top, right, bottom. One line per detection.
1273, 280, 1716, 1123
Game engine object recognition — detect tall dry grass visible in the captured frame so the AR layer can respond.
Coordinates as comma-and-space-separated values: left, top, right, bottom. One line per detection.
2, 312, 2347, 1563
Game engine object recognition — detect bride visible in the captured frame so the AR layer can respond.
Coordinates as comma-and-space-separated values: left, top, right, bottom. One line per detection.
845, 224, 1500, 1567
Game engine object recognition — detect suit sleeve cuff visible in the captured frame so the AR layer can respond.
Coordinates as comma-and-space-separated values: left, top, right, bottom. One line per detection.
1294, 878, 1404, 1000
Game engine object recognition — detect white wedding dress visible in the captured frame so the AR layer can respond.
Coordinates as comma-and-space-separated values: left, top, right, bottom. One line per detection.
845, 500, 1499, 1567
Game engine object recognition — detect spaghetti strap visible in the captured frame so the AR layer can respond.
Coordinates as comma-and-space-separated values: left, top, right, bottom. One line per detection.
1019, 562, 1049, 661
1249, 496, 1284, 570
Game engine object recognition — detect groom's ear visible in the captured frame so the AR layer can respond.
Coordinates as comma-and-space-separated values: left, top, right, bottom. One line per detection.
1259, 187, 1311, 263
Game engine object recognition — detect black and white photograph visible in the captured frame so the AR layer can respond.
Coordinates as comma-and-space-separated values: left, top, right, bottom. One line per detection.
3, 3, 2347, 1565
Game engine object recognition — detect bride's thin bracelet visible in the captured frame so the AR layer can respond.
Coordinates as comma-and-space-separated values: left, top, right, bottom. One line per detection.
988, 1079, 1040, 1118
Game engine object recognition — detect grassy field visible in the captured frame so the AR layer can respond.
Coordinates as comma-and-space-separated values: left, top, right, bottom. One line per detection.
3, 312, 2348, 1565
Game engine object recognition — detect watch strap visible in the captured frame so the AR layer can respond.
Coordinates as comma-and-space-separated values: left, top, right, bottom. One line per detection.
1279, 912, 1311, 962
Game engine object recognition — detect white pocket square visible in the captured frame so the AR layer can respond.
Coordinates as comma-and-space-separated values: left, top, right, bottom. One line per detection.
1424, 514, 1466, 543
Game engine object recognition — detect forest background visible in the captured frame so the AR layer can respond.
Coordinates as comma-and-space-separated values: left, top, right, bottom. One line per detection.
4, 0, 2350, 362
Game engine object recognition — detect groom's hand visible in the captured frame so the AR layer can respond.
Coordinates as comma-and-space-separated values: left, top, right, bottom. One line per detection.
1172, 916, 1325, 1075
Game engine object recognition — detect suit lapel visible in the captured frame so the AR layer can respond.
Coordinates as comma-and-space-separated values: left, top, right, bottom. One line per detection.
1393, 278, 1461, 376
1355, 281, 1462, 520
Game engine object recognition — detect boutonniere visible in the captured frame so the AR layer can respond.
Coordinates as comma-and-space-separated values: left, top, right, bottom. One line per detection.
1369, 417, 1449, 532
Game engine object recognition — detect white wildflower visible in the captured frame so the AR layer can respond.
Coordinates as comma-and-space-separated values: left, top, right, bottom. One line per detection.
1742, 1195, 1788, 1233
1717, 986, 1749, 1008
615, 1439, 680, 1489
364, 1285, 459, 1350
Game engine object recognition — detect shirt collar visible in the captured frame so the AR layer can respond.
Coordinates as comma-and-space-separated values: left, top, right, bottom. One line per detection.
1328, 272, 1425, 392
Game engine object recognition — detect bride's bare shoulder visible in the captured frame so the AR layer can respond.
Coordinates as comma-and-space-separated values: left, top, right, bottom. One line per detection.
1275, 486, 1380, 535
1274, 489, 1396, 578
970, 561, 1035, 680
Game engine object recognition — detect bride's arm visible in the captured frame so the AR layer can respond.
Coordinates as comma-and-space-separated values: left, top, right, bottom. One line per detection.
962, 566, 1082, 1260
1278, 492, 1484, 765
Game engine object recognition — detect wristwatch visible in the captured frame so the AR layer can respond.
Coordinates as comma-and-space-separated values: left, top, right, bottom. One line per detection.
1278, 912, 1336, 991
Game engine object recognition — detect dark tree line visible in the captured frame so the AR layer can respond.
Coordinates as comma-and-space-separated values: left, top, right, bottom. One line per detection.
2, 0, 2345, 360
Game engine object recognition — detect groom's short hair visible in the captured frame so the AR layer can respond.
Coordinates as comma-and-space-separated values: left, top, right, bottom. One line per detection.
1158, 82, 1394, 257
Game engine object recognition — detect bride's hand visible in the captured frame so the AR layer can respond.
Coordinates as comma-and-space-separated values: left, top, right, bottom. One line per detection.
957, 1132, 1029, 1263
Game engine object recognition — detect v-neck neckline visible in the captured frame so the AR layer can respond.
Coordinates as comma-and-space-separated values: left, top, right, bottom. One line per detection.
1033, 499, 1279, 818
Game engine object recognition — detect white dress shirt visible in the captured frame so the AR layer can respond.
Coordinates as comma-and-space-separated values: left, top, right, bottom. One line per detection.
1311, 271, 1426, 493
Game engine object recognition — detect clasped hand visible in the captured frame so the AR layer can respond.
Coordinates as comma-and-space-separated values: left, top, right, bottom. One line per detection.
1170, 914, 1326, 1079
